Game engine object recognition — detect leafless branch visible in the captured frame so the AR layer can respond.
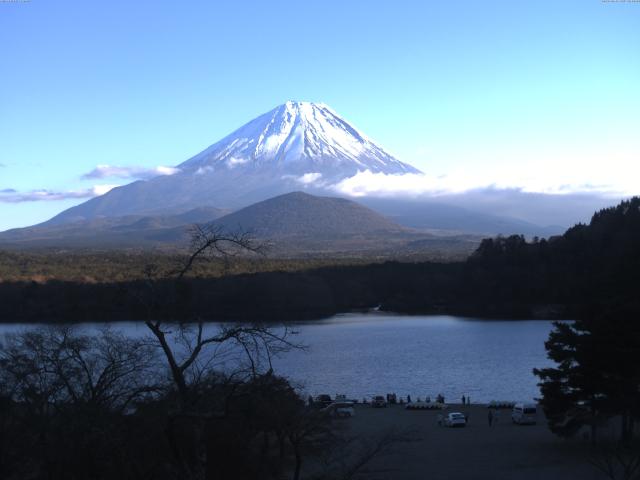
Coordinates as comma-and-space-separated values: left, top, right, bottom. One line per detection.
174, 223, 265, 279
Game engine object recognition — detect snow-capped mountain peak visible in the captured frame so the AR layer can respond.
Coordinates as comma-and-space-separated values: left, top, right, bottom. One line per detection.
43, 102, 423, 223
180, 101, 421, 179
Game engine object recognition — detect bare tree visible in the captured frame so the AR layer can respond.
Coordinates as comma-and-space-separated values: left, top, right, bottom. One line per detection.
0, 327, 158, 412
0, 327, 162, 479
175, 224, 266, 279
136, 225, 301, 403
133, 225, 307, 480
145, 320, 299, 405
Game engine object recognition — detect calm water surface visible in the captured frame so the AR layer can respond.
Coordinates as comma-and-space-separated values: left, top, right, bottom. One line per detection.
0, 314, 558, 403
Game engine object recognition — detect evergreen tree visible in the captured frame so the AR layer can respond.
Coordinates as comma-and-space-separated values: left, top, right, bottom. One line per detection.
534, 305, 640, 443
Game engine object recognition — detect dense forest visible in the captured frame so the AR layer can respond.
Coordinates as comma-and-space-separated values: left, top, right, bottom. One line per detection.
1, 197, 639, 323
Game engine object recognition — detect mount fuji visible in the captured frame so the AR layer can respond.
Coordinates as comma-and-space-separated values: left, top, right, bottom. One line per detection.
47, 101, 420, 225
1, 101, 565, 250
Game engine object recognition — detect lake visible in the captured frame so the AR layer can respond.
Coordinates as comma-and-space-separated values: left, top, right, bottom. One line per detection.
0, 314, 558, 403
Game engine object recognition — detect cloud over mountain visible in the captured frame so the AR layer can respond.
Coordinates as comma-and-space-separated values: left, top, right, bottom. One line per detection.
0, 185, 118, 203
82, 164, 180, 180
330, 170, 631, 198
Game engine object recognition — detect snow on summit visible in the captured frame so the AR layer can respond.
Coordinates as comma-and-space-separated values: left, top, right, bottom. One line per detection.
180, 101, 421, 180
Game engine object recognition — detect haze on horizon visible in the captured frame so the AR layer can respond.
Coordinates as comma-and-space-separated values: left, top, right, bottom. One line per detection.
1, 0, 639, 231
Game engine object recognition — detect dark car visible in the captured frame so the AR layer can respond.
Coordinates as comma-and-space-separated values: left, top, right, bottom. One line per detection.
371, 395, 388, 408
315, 394, 333, 408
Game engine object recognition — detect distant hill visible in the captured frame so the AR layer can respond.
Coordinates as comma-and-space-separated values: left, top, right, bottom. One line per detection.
213, 191, 405, 238
0, 207, 227, 248
360, 197, 563, 237
110, 207, 229, 232
0, 193, 480, 258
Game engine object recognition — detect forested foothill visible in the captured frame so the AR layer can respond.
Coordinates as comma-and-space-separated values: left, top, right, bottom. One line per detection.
1, 198, 639, 323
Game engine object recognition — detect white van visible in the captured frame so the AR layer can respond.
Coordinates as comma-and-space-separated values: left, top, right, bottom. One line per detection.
512, 403, 537, 425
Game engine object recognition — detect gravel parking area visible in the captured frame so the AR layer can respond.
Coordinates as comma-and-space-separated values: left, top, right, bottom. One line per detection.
340, 404, 601, 480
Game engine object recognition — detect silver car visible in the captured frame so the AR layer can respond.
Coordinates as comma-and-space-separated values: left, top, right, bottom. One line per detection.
444, 412, 467, 427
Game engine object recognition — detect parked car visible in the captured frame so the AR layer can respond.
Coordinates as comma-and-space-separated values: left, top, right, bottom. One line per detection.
371, 395, 387, 408
512, 403, 537, 425
443, 412, 467, 427
315, 394, 333, 408
332, 401, 356, 418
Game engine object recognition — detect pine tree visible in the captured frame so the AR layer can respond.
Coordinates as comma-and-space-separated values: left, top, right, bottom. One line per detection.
534, 305, 640, 443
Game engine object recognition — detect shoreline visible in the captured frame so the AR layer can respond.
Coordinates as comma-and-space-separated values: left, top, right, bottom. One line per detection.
0, 309, 572, 325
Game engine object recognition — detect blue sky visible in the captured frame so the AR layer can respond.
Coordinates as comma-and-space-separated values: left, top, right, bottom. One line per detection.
1, 0, 639, 230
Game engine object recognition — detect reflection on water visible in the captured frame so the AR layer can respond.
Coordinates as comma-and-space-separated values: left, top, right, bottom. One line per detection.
0, 314, 558, 403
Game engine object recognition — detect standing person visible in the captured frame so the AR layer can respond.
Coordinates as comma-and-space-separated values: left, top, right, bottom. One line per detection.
488, 409, 494, 427
462, 394, 466, 405
467, 396, 471, 405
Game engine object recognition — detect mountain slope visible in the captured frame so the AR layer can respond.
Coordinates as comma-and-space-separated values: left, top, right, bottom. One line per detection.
212, 191, 405, 238
46, 101, 419, 225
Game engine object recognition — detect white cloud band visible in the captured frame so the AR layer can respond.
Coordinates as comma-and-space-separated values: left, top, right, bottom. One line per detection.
82, 164, 180, 180
0, 185, 119, 203
329, 170, 634, 198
